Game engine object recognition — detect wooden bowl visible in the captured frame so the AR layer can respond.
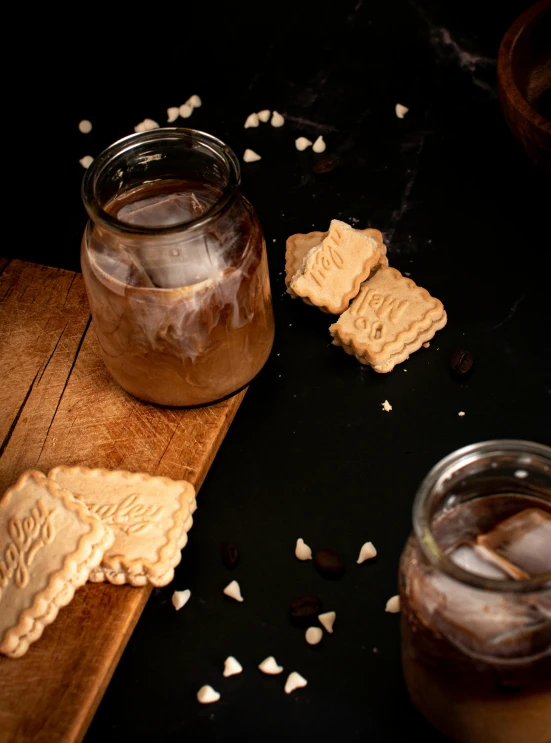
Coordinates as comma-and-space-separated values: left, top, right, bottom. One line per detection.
497, 0, 551, 170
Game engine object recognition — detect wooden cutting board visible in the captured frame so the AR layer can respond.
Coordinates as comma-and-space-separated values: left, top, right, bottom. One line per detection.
0, 258, 246, 743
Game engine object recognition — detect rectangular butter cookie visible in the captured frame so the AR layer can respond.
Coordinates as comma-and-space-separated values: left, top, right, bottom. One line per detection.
48, 467, 196, 588
0, 470, 114, 658
330, 267, 447, 372
288, 220, 384, 314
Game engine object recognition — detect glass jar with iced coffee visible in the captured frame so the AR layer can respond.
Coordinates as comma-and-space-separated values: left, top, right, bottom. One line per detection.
400, 440, 551, 743
81, 129, 274, 406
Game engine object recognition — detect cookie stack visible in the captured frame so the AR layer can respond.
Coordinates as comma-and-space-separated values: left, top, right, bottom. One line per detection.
0, 468, 196, 658
286, 219, 447, 372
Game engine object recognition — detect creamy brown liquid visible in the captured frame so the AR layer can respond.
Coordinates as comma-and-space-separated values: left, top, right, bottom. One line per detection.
400, 494, 551, 743
81, 180, 274, 406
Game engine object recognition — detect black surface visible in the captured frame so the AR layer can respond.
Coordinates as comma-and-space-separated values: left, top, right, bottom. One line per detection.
9, 1, 551, 741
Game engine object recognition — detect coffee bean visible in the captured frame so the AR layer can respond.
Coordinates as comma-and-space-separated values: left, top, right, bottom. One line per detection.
314, 549, 345, 578
289, 595, 323, 623
450, 349, 473, 376
221, 542, 239, 568
313, 157, 338, 174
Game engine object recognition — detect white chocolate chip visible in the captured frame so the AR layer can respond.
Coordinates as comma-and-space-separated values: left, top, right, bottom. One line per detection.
79, 155, 93, 169
134, 118, 160, 133
395, 103, 409, 119
223, 579, 244, 602
458, 411, 466, 417
312, 135, 326, 153
223, 656, 243, 677
318, 611, 336, 634
167, 106, 179, 123
179, 103, 193, 119
243, 149, 261, 163
357, 542, 377, 564
78, 119, 92, 134
258, 656, 283, 675
188, 94, 202, 108
295, 137, 313, 151
171, 589, 191, 610
257, 109, 271, 123
271, 110, 285, 127
244, 112, 259, 128
381, 400, 392, 412
197, 685, 220, 704
305, 627, 323, 645
284, 672, 308, 694
385, 595, 401, 613
295, 538, 312, 561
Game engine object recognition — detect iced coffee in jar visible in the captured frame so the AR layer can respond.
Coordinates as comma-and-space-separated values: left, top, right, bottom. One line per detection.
399, 440, 551, 743
81, 129, 274, 406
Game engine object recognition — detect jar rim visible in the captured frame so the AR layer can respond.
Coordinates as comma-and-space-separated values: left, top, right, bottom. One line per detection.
81, 128, 241, 236
413, 439, 551, 593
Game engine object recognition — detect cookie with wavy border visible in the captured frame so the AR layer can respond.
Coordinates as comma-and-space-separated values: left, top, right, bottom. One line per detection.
330, 267, 447, 372
49, 467, 196, 587
0, 470, 114, 658
287, 220, 384, 313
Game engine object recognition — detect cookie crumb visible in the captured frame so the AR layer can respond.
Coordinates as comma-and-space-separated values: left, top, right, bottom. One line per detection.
318, 611, 336, 633
295, 137, 313, 151
223, 580, 244, 602
305, 627, 323, 645
167, 107, 179, 123
171, 589, 191, 611
79, 155, 93, 169
381, 400, 392, 412
357, 541, 377, 564
295, 538, 312, 561
271, 111, 285, 127
78, 120, 92, 134
423, 342, 430, 348
223, 656, 243, 677
312, 135, 326, 153
395, 103, 409, 118
244, 113, 259, 128
257, 109, 271, 122
259, 656, 284, 674
458, 411, 465, 417
385, 595, 400, 613
285, 671, 308, 694
197, 685, 220, 704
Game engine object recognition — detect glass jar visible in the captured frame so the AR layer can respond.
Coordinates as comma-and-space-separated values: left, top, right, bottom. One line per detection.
81, 128, 274, 407
399, 440, 551, 743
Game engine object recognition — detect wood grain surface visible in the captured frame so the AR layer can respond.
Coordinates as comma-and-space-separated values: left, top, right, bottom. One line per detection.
0, 259, 246, 743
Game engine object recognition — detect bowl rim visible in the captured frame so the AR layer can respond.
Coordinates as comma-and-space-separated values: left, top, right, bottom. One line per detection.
497, 0, 551, 135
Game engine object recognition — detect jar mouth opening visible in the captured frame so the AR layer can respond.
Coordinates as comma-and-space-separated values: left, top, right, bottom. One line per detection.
413, 440, 551, 593
81, 128, 241, 236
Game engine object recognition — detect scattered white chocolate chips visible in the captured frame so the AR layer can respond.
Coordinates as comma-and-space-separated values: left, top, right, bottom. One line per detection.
257, 109, 271, 123
78, 120, 92, 134
312, 135, 326, 153
357, 542, 377, 564
223, 580, 244, 602
188, 94, 202, 108
295, 538, 312, 560
318, 611, 336, 634
244, 113, 260, 128
295, 137, 313, 151
285, 672, 308, 694
179, 103, 193, 119
305, 627, 323, 645
223, 656, 243, 677
258, 656, 283, 675
134, 118, 160, 133
395, 103, 409, 118
79, 156, 93, 169
171, 589, 191, 611
271, 111, 285, 127
197, 685, 220, 704
385, 595, 401, 613
381, 400, 392, 412
167, 106, 179, 123
243, 149, 261, 163
458, 411, 466, 417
